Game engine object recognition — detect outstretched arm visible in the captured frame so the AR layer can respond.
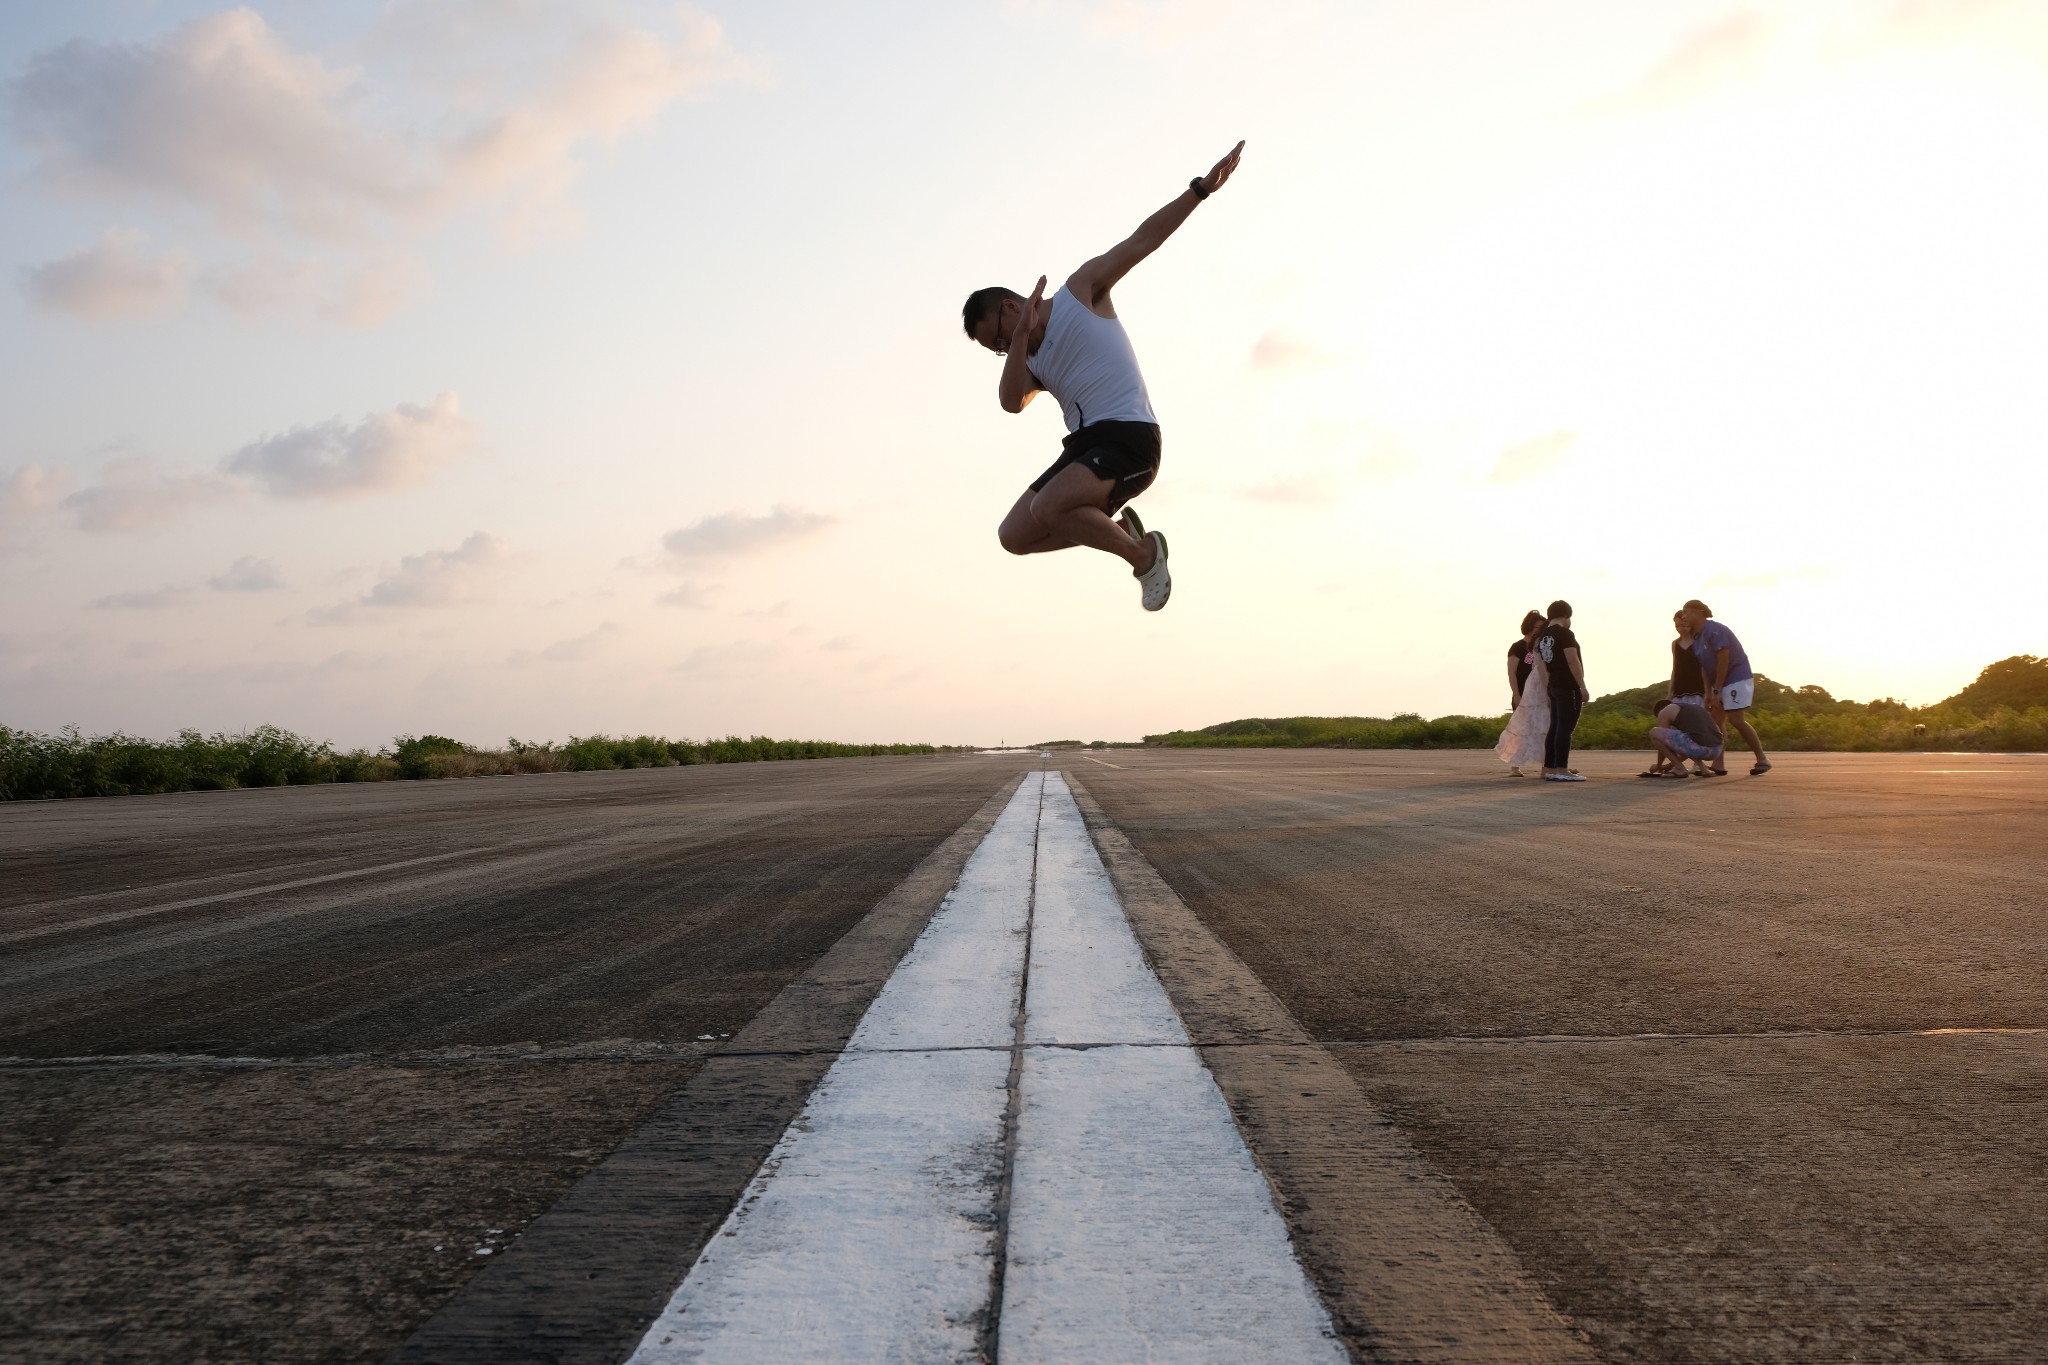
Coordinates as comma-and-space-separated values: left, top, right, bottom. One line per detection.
1068, 141, 1243, 308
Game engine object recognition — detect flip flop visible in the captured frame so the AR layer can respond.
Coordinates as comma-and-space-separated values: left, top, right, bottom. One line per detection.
1750, 761, 1773, 775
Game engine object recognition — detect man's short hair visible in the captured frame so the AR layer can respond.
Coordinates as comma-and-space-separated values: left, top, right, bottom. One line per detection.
1684, 598, 1713, 616
1520, 610, 1544, 634
1546, 599, 1572, 619
962, 286, 1022, 340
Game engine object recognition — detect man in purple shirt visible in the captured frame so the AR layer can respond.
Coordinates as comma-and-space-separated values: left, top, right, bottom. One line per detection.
1679, 599, 1771, 776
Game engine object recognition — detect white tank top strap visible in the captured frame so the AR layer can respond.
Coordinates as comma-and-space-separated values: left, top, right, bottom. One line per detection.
1027, 285, 1158, 432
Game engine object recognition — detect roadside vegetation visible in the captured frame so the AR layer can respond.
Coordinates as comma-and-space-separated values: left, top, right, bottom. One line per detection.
0, 726, 958, 802
1145, 655, 2048, 754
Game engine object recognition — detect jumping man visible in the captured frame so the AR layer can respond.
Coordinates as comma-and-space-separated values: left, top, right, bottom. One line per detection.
962, 140, 1245, 611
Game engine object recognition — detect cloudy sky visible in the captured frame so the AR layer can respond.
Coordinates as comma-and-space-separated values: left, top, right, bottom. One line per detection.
4, 0, 2045, 748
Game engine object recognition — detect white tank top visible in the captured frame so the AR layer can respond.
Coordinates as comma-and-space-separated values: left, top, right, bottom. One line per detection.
1026, 285, 1158, 432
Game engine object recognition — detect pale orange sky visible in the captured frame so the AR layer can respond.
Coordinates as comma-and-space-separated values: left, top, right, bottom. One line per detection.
3, 1, 2044, 746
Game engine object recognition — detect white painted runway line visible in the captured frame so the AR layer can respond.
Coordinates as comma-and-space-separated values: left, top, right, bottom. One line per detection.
628, 771, 1344, 1363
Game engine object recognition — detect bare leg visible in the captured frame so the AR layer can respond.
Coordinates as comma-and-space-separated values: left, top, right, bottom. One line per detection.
1728, 710, 1767, 765
1028, 462, 1154, 572
997, 486, 1074, 555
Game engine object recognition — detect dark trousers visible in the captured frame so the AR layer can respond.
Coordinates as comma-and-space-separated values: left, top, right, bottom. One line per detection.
1544, 688, 1583, 769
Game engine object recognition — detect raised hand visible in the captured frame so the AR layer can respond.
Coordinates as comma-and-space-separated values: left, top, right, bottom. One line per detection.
1198, 140, 1246, 195
1013, 274, 1047, 346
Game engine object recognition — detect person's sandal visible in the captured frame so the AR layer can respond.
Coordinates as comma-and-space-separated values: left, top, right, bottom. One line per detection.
1136, 530, 1171, 611
1117, 506, 1146, 543
1750, 760, 1773, 775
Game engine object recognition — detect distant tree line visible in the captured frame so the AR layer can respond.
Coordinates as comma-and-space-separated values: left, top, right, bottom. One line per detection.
0, 726, 963, 801
1145, 655, 2048, 753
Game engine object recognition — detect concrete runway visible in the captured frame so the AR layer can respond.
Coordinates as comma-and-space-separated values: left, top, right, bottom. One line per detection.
4, 748, 2045, 1362
1078, 748, 2048, 1364
0, 756, 1034, 1364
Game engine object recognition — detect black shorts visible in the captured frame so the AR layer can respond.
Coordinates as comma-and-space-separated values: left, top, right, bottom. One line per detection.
1030, 420, 1162, 516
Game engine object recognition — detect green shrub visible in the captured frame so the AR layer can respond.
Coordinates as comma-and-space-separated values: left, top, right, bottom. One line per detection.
392, 734, 470, 780
2, 725, 949, 801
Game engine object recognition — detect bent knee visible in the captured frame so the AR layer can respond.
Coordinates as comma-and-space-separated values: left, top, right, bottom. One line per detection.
997, 525, 1034, 556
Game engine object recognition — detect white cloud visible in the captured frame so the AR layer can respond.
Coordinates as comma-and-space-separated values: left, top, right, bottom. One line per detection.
1240, 470, 1341, 506
1597, 10, 1772, 113
376, 1, 759, 240
359, 531, 505, 608
535, 621, 622, 662
200, 252, 426, 326
91, 585, 185, 610
1490, 430, 1578, 485
657, 581, 716, 609
1004, 0, 1318, 51
662, 505, 836, 558
19, 228, 191, 320
5, 6, 756, 318
62, 457, 239, 531
49, 394, 467, 536
225, 392, 473, 498
1, 464, 71, 552
1249, 327, 1336, 374
7, 11, 420, 238
209, 556, 284, 591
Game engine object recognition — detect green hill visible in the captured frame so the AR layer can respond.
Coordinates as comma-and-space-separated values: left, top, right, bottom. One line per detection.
1145, 655, 2048, 753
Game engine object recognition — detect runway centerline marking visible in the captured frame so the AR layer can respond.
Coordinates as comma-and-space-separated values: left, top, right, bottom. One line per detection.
625, 771, 1343, 1363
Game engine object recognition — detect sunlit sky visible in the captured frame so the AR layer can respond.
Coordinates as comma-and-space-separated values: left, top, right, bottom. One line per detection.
4, 0, 2045, 747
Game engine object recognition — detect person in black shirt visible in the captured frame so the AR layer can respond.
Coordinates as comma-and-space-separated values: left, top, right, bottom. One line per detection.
1668, 610, 1707, 704
1533, 599, 1588, 782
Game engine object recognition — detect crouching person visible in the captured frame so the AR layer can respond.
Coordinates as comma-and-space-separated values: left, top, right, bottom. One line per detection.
1650, 698, 1724, 778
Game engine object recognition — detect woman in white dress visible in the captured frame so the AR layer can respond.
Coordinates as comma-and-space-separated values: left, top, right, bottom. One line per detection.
1495, 611, 1549, 776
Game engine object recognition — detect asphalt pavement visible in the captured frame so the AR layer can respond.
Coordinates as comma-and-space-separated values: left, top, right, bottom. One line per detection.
0, 755, 1034, 1364
1077, 747, 2048, 1363
4, 747, 2044, 1363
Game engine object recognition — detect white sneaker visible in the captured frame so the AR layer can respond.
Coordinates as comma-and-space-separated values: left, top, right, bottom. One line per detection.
1136, 530, 1170, 611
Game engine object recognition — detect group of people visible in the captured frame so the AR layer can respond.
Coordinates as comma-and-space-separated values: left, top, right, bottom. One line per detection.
1495, 600, 1771, 782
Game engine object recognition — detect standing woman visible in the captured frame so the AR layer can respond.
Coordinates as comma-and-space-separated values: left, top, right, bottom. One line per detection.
1494, 610, 1549, 776
1670, 610, 1707, 705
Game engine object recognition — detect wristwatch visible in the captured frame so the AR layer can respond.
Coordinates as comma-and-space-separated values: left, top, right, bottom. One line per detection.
1188, 177, 1209, 200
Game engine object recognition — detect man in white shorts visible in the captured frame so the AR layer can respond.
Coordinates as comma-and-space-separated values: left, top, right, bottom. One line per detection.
1680, 599, 1772, 776
962, 140, 1244, 611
